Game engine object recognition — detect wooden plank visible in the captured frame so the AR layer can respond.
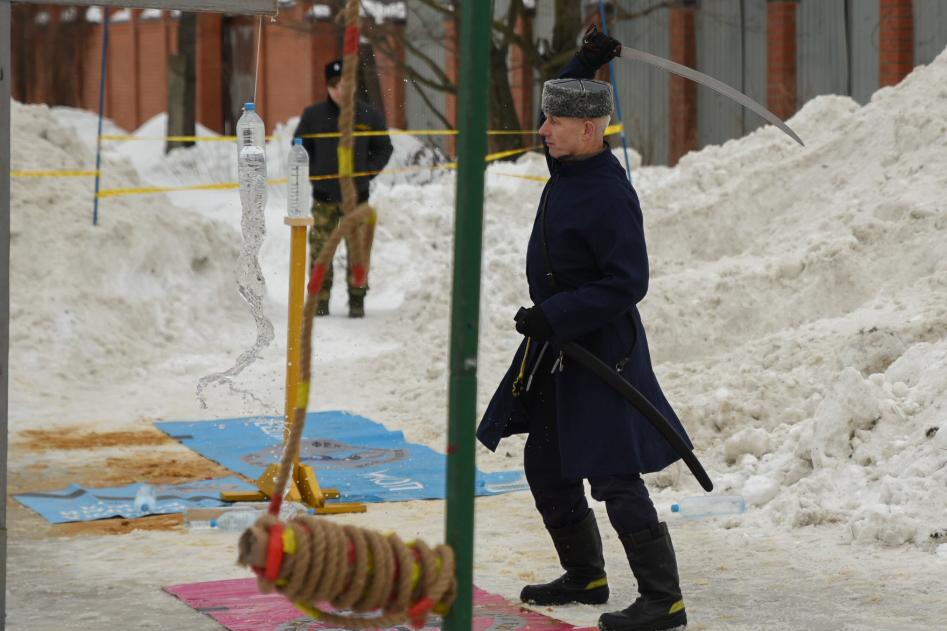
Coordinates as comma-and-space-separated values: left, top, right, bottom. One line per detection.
22, 0, 277, 15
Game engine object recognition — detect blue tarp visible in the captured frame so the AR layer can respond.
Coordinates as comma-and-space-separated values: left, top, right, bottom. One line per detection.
155, 411, 528, 503
14, 476, 255, 525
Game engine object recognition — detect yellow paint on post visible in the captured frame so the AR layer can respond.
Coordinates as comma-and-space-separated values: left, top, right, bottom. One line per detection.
285, 225, 309, 458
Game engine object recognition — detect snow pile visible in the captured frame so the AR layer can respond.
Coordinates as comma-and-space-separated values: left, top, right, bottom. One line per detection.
9, 102, 245, 387
367, 49, 947, 548
11, 48, 947, 552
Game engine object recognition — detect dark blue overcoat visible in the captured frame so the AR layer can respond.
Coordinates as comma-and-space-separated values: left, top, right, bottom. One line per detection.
476, 58, 692, 480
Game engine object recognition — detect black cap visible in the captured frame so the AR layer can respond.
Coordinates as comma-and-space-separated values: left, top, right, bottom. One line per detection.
324, 59, 343, 84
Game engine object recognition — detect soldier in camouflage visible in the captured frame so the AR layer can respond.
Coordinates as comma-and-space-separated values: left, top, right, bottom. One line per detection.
293, 59, 394, 317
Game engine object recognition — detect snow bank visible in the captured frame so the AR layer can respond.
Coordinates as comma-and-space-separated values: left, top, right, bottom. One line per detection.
12, 47, 947, 551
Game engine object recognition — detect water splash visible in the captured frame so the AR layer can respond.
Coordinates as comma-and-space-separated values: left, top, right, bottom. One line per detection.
196, 145, 275, 408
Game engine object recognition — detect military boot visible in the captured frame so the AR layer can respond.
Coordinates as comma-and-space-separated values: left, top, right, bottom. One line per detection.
348, 293, 365, 318
521, 510, 609, 606
316, 290, 330, 317
598, 522, 686, 631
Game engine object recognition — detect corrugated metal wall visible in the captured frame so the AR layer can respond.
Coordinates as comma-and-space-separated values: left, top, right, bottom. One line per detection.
612, 0, 671, 166
403, 2, 447, 151
847, 0, 880, 104
398, 0, 947, 165
797, 0, 849, 104
696, 0, 746, 147
914, 0, 947, 66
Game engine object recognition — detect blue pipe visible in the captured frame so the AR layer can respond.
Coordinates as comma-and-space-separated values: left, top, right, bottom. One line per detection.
92, 8, 110, 226
599, 0, 633, 184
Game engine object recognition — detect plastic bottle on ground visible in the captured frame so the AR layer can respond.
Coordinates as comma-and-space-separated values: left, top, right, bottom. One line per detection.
236, 102, 265, 148
287, 138, 311, 218
210, 507, 263, 532
133, 483, 157, 513
671, 494, 746, 520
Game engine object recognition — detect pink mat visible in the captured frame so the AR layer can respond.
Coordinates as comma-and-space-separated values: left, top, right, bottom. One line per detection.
164, 577, 595, 630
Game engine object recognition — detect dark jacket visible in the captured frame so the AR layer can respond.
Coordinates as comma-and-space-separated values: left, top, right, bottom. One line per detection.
476, 57, 692, 479
292, 98, 394, 204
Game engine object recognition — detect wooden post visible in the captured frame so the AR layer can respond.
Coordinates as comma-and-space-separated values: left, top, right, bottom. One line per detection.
166, 12, 196, 153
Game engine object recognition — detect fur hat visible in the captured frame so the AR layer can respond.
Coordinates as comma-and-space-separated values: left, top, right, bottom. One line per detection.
541, 78, 613, 119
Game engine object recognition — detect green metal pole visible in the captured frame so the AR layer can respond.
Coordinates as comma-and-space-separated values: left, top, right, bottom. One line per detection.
444, 1, 491, 630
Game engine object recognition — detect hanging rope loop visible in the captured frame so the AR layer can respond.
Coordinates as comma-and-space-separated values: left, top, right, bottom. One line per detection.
237, 514, 456, 629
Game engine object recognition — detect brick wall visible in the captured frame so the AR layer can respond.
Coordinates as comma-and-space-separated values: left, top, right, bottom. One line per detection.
767, 0, 798, 121
376, 23, 407, 130
107, 14, 140, 133
879, 0, 914, 87
670, 2, 698, 165
261, 4, 315, 129
136, 14, 174, 127
196, 14, 223, 133
509, 13, 535, 131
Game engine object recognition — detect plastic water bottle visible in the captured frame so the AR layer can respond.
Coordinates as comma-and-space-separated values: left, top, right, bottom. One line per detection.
236, 102, 265, 148
238, 144, 267, 210
133, 483, 157, 513
210, 507, 263, 532
671, 495, 746, 520
287, 138, 311, 218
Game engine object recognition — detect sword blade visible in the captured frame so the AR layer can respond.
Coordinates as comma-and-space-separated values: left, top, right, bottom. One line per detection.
619, 47, 805, 147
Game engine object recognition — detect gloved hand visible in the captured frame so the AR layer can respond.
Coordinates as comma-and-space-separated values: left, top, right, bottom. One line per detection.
576, 24, 622, 70
514, 306, 554, 342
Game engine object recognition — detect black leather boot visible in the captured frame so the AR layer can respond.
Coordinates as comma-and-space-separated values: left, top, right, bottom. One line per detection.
521, 510, 609, 606
348, 293, 365, 318
598, 522, 685, 631
316, 290, 330, 317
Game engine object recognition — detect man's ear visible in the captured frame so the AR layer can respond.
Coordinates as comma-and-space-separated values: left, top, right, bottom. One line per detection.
584, 119, 596, 139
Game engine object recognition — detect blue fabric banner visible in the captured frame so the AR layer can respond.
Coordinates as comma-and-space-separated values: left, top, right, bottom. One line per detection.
15, 476, 255, 525
155, 410, 528, 503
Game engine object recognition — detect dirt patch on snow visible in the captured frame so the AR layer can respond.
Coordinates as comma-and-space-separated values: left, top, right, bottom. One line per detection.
15, 426, 175, 451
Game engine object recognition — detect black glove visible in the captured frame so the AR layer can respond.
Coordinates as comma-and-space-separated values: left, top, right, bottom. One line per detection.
514, 306, 554, 342
576, 24, 622, 70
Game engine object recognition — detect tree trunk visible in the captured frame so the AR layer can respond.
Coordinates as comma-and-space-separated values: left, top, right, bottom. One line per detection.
166, 13, 197, 153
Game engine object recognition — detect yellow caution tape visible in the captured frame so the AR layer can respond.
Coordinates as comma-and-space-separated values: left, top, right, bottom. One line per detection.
96, 123, 624, 142
99, 134, 239, 142
97, 181, 241, 198
11, 170, 99, 177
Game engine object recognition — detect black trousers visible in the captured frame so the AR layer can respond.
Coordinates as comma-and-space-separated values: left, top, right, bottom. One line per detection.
523, 353, 658, 535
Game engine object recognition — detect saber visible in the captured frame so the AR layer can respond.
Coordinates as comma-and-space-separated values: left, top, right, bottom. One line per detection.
619, 47, 805, 147
515, 309, 714, 491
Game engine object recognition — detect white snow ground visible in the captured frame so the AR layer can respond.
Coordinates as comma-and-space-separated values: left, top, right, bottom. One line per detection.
7, 49, 947, 630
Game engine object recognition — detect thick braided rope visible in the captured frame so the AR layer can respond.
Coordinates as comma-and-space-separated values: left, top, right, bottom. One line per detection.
337, 0, 366, 277
237, 514, 456, 629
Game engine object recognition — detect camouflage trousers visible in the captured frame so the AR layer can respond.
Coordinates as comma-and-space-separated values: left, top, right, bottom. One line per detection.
308, 198, 372, 299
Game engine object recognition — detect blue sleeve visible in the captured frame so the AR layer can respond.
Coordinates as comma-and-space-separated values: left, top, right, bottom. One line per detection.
540, 191, 649, 342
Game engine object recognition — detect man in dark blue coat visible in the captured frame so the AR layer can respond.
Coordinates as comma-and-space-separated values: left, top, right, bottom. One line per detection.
477, 29, 690, 631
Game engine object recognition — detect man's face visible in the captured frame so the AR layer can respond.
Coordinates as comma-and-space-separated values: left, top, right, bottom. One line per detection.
327, 77, 347, 104
538, 114, 588, 159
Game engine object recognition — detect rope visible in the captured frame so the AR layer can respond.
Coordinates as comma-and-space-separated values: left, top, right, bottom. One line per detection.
230, 3, 457, 628
237, 514, 456, 629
